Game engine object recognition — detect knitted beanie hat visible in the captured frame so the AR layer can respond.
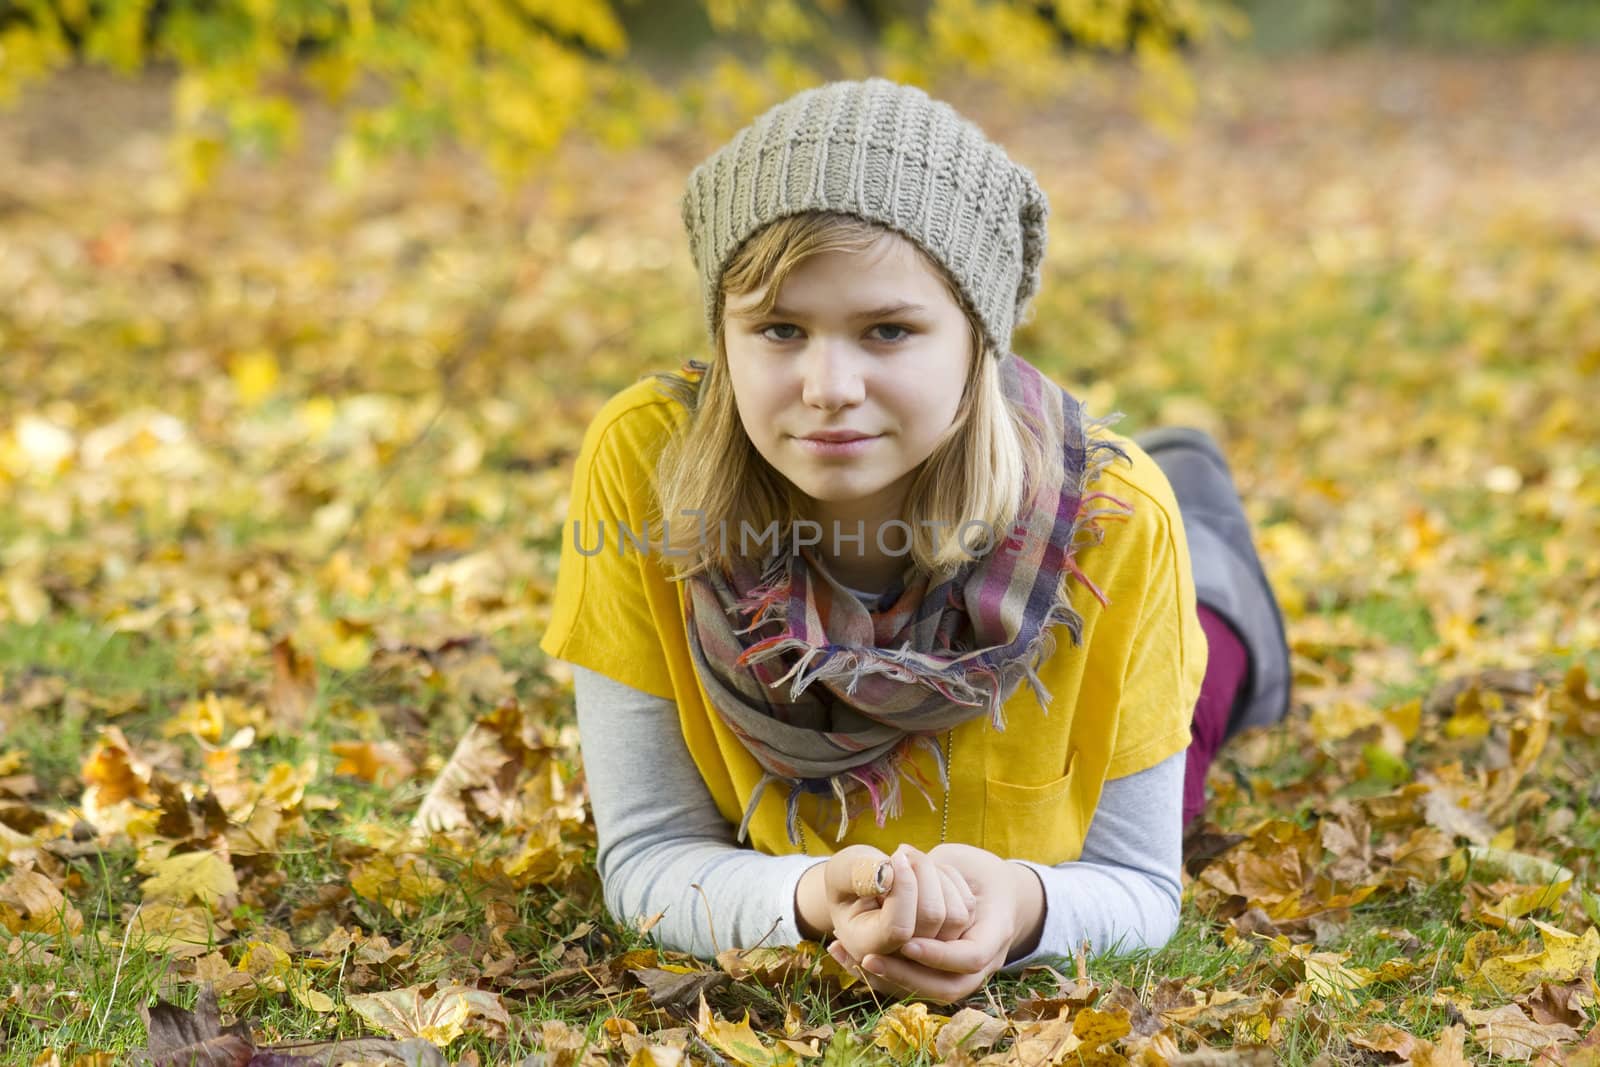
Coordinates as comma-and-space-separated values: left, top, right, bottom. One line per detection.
682, 78, 1050, 358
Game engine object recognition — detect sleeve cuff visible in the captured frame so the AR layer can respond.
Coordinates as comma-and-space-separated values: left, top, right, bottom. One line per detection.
771, 855, 830, 948
1000, 859, 1074, 974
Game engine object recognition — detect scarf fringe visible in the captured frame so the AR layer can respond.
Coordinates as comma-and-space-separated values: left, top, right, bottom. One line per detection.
734, 733, 953, 846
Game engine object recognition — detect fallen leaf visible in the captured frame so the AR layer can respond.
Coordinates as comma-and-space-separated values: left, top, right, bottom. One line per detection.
872, 1002, 948, 1059
934, 1008, 1007, 1059
0, 868, 83, 935
629, 967, 729, 1017
141, 850, 239, 911
132, 985, 253, 1067
347, 983, 510, 1045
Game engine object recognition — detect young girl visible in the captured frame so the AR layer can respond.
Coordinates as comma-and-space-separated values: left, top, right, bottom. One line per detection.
538, 79, 1289, 1004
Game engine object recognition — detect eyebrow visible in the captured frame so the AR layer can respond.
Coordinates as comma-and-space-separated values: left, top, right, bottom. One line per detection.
734, 302, 930, 321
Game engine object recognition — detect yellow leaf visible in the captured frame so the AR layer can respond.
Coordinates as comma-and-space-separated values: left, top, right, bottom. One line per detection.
696, 997, 796, 1067
1071, 1006, 1131, 1047
1303, 952, 1373, 1001
318, 630, 372, 672
0, 869, 83, 936
331, 740, 417, 788
348, 854, 447, 917
4, 574, 49, 625
289, 973, 336, 1013
627, 1048, 685, 1067
1383, 698, 1422, 741
141, 850, 238, 910
162, 693, 227, 743
347, 983, 510, 1044
236, 940, 291, 990
1465, 924, 1600, 997
230, 349, 280, 406
128, 904, 218, 955
872, 1002, 949, 1059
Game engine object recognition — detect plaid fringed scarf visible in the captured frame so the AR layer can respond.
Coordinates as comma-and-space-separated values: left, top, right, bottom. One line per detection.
677, 353, 1133, 846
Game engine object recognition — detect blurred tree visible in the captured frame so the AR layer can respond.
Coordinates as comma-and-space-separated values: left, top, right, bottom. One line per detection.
0, 0, 1245, 191
1229, 0, 1600, 52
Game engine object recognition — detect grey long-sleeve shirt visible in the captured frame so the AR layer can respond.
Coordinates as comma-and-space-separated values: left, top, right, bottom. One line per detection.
569, 662, 1186, 972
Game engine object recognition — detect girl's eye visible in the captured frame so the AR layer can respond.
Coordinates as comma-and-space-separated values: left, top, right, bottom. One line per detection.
871, 324, 912, 343
760, 323, 803, 342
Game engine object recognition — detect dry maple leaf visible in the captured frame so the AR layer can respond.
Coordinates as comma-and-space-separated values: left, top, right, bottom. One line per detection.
1407, 1023, 1473, 1067
0, 867, 83, 935
694, 994, 798, 1067
410, 720, 511, 833
1460, 1004, 1580, 1061
141, 849, 240, 911
331, 740, 417, 789
629, 966, 730, 1019
871, 1002, 949, 1059
133, 986, 254, 1067
346, 982, 510, 1045
933, 1008, 1007, 1059
268, 636, 318, 731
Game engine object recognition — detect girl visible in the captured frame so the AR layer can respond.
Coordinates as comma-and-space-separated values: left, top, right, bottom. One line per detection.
538, 79, 1289, 1004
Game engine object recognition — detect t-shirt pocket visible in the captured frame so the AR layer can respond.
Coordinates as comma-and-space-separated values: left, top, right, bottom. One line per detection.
981, 748, 1084, 866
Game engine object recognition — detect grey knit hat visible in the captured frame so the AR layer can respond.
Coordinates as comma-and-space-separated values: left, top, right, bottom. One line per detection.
682, 78, 1050, 358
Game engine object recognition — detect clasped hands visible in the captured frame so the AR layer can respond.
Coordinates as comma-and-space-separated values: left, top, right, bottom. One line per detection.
794, 842, 1045, 1004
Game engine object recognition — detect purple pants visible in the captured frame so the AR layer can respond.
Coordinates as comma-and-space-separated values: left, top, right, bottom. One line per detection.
1183, 604, 1250, 828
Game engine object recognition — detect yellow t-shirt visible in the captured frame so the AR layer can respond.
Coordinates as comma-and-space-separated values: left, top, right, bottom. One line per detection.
539, 373, 1207, 865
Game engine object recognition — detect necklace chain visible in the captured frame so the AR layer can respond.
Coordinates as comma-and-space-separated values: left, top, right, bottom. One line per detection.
940, 729, 952, 844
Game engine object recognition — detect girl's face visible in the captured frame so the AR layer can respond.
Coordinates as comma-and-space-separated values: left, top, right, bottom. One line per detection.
722, 232, 974, 534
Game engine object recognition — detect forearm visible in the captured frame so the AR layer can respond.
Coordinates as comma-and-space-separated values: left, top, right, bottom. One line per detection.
1001, 857, 1180, 971
604, 833, 818, 957
572, 663, 825, 957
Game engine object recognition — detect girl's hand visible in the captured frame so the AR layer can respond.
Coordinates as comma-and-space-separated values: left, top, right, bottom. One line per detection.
827, 843, 1045, 1005
799, 844, 977, 962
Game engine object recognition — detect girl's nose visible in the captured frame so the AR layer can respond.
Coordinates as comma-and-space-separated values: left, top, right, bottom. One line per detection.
800, 340, 866, 410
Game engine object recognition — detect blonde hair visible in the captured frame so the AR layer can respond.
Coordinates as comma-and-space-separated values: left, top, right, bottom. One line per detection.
649, 212, 1049, 583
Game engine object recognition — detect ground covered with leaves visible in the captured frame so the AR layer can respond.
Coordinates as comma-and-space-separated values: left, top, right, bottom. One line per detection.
1, 49, 1598, 1067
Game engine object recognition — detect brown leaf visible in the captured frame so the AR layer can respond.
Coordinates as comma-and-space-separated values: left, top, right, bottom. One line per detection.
1165, 1051, 1276, 1065
1460, 1004, 1579, 1062
269, 636, 318, 731
410, 720, 511, 833
933, 1008, 1006, 1059
1409, 1024, 1472, 1067
1348, 1023, 1418, 1060
629, 967, 730, 1018
152, 775, 230, 843
1520, 978, 1592, 1028
0, 868, 83, 936
1097, 984, 1166, 1041
253, 1037, 448, 1066
716, 943, 855, 991
331, 741, 418, 788
1182, 828, 1247, 879
1425, 670, 1542, 718
133, 985, 254, 1067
